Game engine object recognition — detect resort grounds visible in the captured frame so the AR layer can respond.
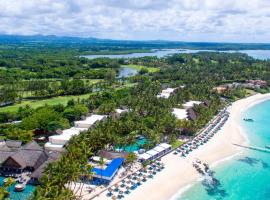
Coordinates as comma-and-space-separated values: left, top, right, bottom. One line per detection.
73, 93, 270, 200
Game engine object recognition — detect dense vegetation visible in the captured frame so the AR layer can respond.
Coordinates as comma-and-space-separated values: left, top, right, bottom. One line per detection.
0, 39, 269, 199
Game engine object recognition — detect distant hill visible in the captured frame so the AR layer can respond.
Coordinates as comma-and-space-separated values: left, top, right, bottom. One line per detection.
0, 34, 270, 50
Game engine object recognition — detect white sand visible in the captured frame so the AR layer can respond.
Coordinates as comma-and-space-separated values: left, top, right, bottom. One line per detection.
92, 93, 270, 200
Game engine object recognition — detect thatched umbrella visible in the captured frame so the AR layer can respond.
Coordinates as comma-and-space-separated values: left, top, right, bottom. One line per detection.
120, 184, 124, 188
142, 175, 147, 182
136, 177, 141, 185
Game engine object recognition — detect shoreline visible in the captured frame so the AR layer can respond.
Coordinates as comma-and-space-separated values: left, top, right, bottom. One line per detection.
94, 93, 270, 200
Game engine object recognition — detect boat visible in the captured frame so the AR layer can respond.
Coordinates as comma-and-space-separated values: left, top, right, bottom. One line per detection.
14, 184, 25, 192
243, 118, 254, 122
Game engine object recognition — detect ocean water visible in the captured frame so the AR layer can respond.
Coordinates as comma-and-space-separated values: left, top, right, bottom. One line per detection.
178, 100, 270, 200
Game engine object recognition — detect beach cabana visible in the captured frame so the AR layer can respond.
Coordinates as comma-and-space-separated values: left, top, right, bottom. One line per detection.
158, 143, 172, 153
153, 146, 166, 157
92, 158, 125, 184
146, 150, 159, 160
138, 153, 152, 162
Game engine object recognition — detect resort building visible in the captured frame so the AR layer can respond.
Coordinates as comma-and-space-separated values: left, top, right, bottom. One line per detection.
98, 150, 128, 160
213, 85, 229, 94
246, 79, 267, 87
172, 108, 188, 120
0, 140, 60, 184
172, 108, 197, 121
45, 114, 106, 152
92, 158, 125, 184
45, 127, 87, 152
182, 101, 202, 109
214, 80, 268, 93
115, 108, 129, 114
138, 143, 172, 163
74, 114, 106, 129
157, 88, 176, 98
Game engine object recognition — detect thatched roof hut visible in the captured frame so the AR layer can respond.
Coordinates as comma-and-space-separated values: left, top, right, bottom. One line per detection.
187, 108, 197, 121
98, 150, 128, 160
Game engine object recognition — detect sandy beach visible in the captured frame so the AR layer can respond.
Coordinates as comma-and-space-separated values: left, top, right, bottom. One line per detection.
93, 93, 270, 200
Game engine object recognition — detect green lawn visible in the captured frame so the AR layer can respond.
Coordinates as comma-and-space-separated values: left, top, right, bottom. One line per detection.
170, 140, 184, 149
81, 79, 102, 84
124, 64, 160, 73
0, 93, 91, 113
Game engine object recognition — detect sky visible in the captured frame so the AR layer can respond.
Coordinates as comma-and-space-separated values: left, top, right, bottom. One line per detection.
0, 0, 269, 43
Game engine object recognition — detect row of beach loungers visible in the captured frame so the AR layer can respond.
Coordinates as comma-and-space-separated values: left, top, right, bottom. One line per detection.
106, 161, 165, 199
173, 110, 230, 157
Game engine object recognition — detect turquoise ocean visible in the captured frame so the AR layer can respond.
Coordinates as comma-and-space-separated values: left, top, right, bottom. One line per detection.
177, 100, 270, 200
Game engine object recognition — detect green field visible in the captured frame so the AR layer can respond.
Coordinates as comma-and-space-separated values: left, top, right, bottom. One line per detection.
124, 64, 160, 73
0, 93, 91, 113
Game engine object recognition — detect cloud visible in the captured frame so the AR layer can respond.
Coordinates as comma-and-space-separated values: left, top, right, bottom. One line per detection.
0, 0, 269, 42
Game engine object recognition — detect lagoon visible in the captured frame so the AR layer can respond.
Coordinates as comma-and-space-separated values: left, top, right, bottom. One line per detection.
82, 49, 183, 59
82, 49, 270, 60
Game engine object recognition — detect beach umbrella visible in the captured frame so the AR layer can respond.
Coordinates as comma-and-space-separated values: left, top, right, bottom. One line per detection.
124, 189, 130, 194
148, 174, 153, 178
112, 195, 117, 200
107, 191, 113, 197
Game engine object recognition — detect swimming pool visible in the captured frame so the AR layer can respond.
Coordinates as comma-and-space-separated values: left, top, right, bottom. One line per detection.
116, 138, 146, 152
0, 177, 35, 200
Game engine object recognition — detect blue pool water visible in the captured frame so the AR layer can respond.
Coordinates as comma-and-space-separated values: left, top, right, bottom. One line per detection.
116, 138, 146, 152
0, 177, 35, 200
178, 100, 270, 200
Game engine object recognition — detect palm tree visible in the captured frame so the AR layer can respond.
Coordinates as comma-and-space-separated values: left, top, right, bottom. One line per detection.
98, 157, 106, 185
79, 164, 94, 197
125, 153, 137, 172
